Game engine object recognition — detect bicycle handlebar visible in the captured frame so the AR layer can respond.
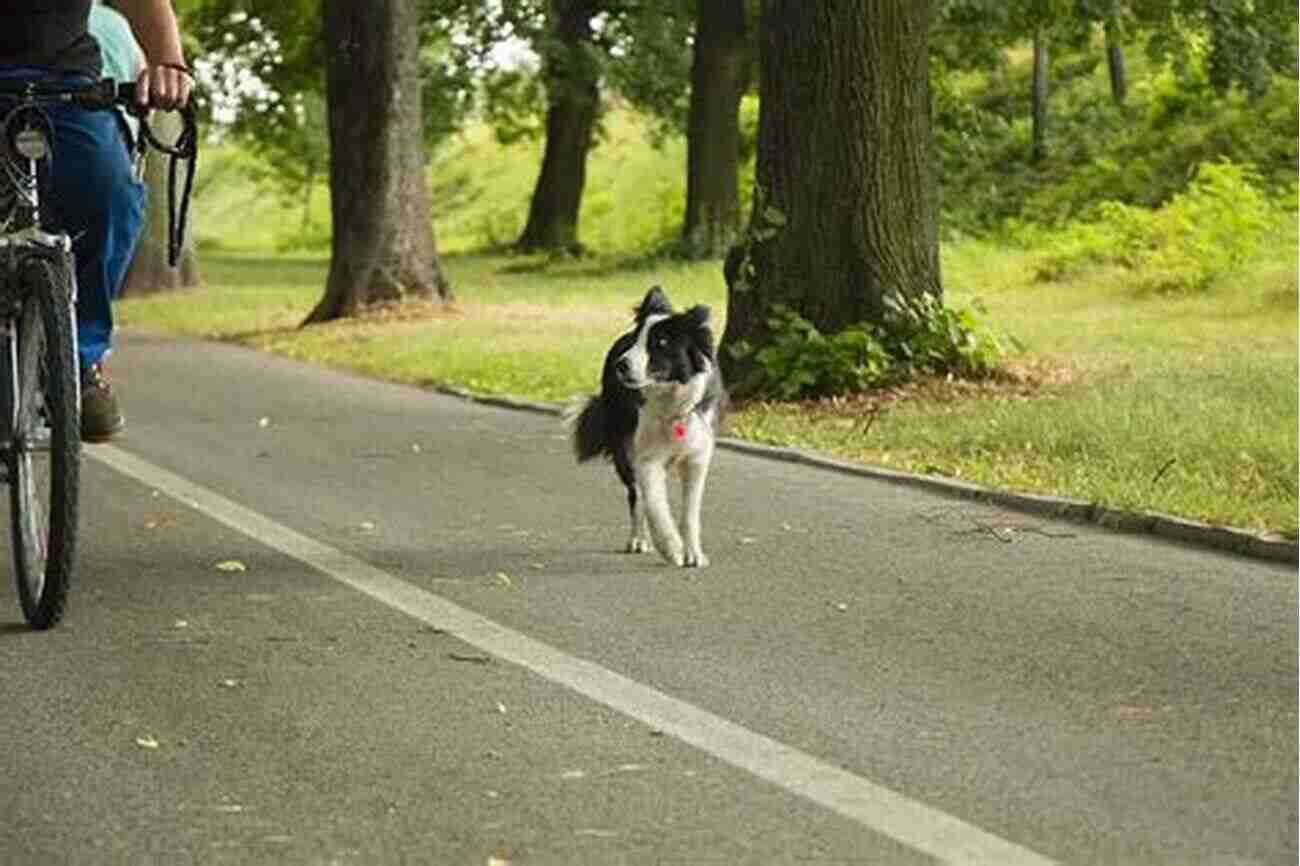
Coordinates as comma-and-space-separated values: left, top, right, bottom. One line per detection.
0, 77, 199, 268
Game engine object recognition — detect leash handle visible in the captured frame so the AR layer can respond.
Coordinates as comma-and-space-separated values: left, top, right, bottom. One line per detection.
115, 82, 199, 268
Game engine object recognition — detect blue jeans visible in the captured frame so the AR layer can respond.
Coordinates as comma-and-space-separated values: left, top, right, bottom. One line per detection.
0, 69, 146, 370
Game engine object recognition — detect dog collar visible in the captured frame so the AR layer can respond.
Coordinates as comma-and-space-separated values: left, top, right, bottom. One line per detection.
669, 398, 696, 442
669, 392, 714, 442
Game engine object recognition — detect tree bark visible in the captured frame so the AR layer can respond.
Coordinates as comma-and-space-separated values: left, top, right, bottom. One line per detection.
1104, 17, 1127, 107
515, 0, 601, 255
119, 111, 199, 296
305, 0, 449, 325
1031, 28, 1049, 163
721, 0, 940, 388
680, 0, 748, 260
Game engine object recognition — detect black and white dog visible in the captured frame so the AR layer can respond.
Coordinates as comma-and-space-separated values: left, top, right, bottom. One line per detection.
568, 287, 726, 567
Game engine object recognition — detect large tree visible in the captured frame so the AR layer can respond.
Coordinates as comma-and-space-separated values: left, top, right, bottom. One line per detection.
304, 0, 450, 324
514, 0, 602, 254
721, 1, 940, 387
465, 0, 699, 256
680, 0, 750, 259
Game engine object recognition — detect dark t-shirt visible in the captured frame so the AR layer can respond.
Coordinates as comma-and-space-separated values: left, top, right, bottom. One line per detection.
0, 1, 102, 76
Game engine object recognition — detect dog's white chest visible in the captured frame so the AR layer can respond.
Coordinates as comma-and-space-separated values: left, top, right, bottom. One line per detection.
635, 383, 712, 459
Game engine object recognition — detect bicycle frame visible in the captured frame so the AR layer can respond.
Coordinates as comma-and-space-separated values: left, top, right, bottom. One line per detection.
0, 98, 80, 461
0, 76, 196, 628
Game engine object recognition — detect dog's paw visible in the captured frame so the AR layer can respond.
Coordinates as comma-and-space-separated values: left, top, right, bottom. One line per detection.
658, 544, 685, 567
683, 550, 710, 568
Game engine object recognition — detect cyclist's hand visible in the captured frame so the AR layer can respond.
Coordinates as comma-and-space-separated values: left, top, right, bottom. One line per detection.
134, 62, 194, 112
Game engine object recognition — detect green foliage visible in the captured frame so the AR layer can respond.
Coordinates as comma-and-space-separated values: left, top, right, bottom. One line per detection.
747, 297, 1011, 400
190, 1, 474, 147
1030, 158, 1280, 291
883, 292, 1014, 378
935, 31, 1298, 236
1138, 0, 1298, 96
747, 307, 892, 399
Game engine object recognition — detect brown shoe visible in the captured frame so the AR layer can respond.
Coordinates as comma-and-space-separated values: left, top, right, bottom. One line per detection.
81, 362, 124, 443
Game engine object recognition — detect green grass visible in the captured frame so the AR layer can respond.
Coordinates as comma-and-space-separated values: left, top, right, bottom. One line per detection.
118, 226, 1299, 536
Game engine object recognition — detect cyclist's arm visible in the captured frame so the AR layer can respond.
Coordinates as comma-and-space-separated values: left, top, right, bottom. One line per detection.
109, 0, 192, 110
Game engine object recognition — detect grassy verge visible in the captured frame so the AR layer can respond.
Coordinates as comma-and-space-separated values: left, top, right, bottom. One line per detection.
118, 231, 1298, 537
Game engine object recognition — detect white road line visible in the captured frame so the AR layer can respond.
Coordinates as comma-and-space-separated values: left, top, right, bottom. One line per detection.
91, 444, 1058, 866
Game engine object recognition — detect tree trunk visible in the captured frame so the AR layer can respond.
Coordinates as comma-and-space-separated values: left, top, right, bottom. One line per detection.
119, 111, 199, 296
680, 0, 748, 260
305, 0, 449, 325
515, 0, 600, 256
721, 0, 940, 389
1031, 28, 1049, 163
1104, 17, 1127, 107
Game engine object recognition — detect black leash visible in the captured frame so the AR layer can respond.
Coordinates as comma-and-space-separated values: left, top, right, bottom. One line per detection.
142, 104, 197, 269
113, 83, 198, 269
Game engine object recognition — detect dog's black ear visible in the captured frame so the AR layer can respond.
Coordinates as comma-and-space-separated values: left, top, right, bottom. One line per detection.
636, 286, 673, 319
685, 305, 715, 370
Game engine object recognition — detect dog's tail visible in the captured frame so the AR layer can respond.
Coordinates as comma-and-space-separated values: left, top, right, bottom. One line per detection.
563, 395, 611, 463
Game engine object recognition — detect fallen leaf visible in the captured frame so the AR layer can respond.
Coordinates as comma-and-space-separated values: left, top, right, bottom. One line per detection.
215, 560, 247, 573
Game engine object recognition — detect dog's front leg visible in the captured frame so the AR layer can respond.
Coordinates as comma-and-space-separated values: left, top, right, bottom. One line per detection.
679, 451, 711, 567
626, 484, 651, 553
636, 460, 684, 566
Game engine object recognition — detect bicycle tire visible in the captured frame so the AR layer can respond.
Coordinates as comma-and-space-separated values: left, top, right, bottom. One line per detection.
7, 253, 80, 629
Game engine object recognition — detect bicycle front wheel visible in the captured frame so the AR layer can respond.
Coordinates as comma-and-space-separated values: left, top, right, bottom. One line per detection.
7, 253, 80, 629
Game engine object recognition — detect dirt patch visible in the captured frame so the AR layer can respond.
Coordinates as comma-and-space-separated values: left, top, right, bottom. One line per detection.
736, 358, 1079, 419
348, 300, 467, 323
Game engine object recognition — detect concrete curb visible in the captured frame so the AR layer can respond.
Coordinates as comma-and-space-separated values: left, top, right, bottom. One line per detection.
432, 385, 1299, 566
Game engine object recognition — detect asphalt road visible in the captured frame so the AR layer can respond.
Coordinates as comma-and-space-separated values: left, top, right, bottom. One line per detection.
0, 331, 1293, 866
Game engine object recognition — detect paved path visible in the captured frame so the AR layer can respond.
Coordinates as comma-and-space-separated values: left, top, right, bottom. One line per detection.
0, 332, 1293, 866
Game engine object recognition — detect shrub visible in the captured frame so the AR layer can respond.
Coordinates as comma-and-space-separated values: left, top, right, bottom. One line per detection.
881, 292, 1011, 379
751, 306, 891, 399
1032, 158, 1278, 292
1135, 160, 1274, 292
748, 295, 1011, 400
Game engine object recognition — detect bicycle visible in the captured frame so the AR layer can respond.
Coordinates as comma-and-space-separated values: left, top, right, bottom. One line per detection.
0, 77, 196, 629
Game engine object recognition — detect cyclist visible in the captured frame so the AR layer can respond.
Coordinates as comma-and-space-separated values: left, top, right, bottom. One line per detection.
0, 1, 193, 442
